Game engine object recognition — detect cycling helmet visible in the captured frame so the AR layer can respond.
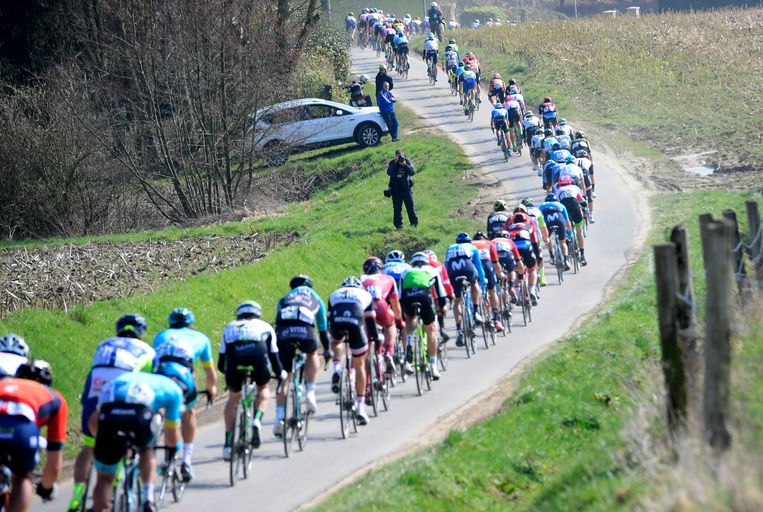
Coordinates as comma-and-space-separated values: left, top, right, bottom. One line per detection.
496, 230, 510, 238
386, 250, 405, 263
515, 204, 528, 214
349, 12, 354, 16
544, 128, 553, 136
359, 74, 369, 84
509, 86, 518, 94
362, 256, 384, 275
15, 359, 53, 387
524, 111, 533, 119
455, 232, 472, 244
0, 334, 29, 357
341, 276, 362, 288
427, 33, 434, 40
555, 128, 565, 135
559, 176, 574, 186
167, 307, 195, 328
544, 96, 552, 102
559, 118, 568, 126
431, 2, 438, 7
449, 39, 456, 45
463, 64, 471, 71
521, 197, 534, 208
575, 149, 589, 158
575, 131, 586, 139
457, 61, 464, 67
494, 199, 508, 211
545, 193, 558, 203
566, 155, 575, 163
289, 274, 313, 289
445, 45, 452, 52
552, 142, 561, 151
508, 78, 517, 85
465, 51, 473, 57
473, 231, 487, 240
410, 252, 429, 267
423, 249, 438, 261
493, 102, 502, 110
116, 313, 148, 338
236, 300, 262, 319
379, 64, 387, 71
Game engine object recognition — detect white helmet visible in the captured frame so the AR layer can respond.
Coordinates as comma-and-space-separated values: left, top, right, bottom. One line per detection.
431, 2, 438, 7
0, 333, 29, 357
359, 74, 369, 84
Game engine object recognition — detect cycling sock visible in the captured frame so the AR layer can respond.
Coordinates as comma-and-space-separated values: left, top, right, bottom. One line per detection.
333, 361, 341, 373
356, 396, 365, 411
437, 313, 445, 327
143, 483, 155, 503
455, 323, 461, 331
493, 310, 500, 322
306, 381, 316, 394
183, 443, 193, 465
225, 431, 233, 447
428, 356, 436, 365
275, 405, 285, 422
254, 409, 264, 422
69, 482, 85, 505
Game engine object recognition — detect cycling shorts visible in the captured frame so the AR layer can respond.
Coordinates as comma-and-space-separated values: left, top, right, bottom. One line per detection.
396, 43, 409, 55
462, 79, 476, 93
81, 366, 128, 441
371, 299, 395, 328
446, 258, 478, 297
481, 260, 497, 290
0, 416, 41, 474
329, 303, 369, 356
497, 253, 517, 273
155, 360, 198, 407
517, 246, 537, 269
547, 219, 567, 241
493, 120, 508, 133
224, 341, 273, 390
488, 89, 506, 104
400, 288, 436, 325
542, 114, 558, 128
94, 403, 158, 475
561, 197, 584, 225
276, 323, 319, 373
507, 109, 521, 127
531, 147, 543, 158
385, 33, 395, 45
425, 50, 438, 65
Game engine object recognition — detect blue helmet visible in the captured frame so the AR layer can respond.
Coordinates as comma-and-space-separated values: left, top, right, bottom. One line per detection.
566, 155, 575, 163
552, 142, 561, 151
168, 307, 195, 328
456, 232, 471, 244
116, 314, 148, 338
545, 193, 558, 203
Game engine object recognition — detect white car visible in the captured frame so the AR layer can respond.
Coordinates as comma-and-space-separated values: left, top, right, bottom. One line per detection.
250, 98, 389, 166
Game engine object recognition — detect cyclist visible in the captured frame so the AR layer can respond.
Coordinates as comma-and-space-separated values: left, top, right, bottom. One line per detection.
443, 45, 460, 76
328, 277, 378, 426
152, 307, 217, 482
549, 142, 572, 165
423, 249, 454, 342
575, 151, 596, 222
91, 371, 183, 512
490, 102, 511, 152
453, 60, 466, 101
463, 52, 482, 98
492, 229, 525, 304
539, 96, 559, 130
423, 33, 439, 73
558, 118, 574, 139
505, 209, 541, 305
529, 127, 546, 174
522, 198, 549, 287
393, 29, 409, 70
554, 176, 588, 266
68, 314, 155, 512
471, 232, 505, 332
562, 155, 587, 197
400, 253, 446, 380
555, 127, 571, 150
523, 111, 542, 147
219, 301, 285, 460
508, 78, 522, 94
503, 93, 523, 151
487, 199, 512, 240
539, 193, 572, 270
361, 258, 404, 372
461, 64, 478, 116
507, 85, 526, 113
448, 38, 459, 54
541, 128, 558, 165
0, 360, 66, 511
273, 275, 329, 437
487, 72, 506, 105
445, 232, 486, 346
345, 12, 357, 40
383, 249, 411, 294
0, 333, 29, 378
571, 131, 594, 163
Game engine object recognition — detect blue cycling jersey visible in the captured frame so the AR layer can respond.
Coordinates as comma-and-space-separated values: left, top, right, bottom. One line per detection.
445, 243, 486, 282
393, 35, 408, 46
98, 372, 184, 426
539, 201, 570, 223
276, 286, 328, 331
491, 108, 509, 121
383, 261, 411, 281
550, 149, 572, 163
153, 327, 214, 367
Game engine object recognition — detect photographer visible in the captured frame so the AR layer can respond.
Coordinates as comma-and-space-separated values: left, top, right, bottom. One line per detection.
385, 149, 418, 230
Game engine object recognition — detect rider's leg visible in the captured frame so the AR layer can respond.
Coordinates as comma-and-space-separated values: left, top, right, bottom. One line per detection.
139, 447, 157, 505
224, 391, 241, 433
92, 472, 115, 512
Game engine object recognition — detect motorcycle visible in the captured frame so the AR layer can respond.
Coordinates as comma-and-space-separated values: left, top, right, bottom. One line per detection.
345, 78, 373, 108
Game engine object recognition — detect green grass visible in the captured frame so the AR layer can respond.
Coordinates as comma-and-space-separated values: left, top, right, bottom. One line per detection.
312, 188, 763, 511
445, 9, 763, 169
0, 105, 481, 453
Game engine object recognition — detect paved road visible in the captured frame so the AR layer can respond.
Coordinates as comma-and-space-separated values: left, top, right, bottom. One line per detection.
37, 49, 640, 512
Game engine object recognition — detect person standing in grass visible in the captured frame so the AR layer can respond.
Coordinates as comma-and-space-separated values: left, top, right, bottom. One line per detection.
377, 81, 400, 142
386, 148, 418, 229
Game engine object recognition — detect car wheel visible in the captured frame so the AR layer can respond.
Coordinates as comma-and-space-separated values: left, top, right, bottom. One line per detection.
263, 140, 289, 167
356, 123, 382, 147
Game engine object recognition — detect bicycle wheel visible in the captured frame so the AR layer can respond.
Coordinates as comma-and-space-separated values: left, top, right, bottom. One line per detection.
394, 336, 406, 384
520, 280, 529, 326
478, 303, 490, 349
555, 235, 565, 284
571, 236, 580, 274
283, 383, 296, 457
461, 299, 472, 358
468, 101, 475, 122
156, 460, 170, 507
228, 409, 239, 486
367, 353, 379, 417
298, 406, 310, 452
378, 355, 391, 411
413, 332, 423, 396
438, 340, 448, 371
239, 404, 253, 480
422, 332, 432, 391
172, 461, 186, 503
338, 367, 350, 439
347, 363, 358, 433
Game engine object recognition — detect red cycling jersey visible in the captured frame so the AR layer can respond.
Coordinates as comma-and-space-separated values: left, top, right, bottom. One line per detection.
491, 236, 522, 261
471, 239, 499, 263
362, 273, 398, 327
0, 378, 68, 450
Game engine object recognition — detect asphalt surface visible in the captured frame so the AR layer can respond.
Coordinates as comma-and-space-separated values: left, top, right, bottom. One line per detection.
37, 48, 640, 512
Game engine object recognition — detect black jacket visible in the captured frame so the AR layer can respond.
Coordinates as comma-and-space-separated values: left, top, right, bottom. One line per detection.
387, 157, 415, 191
375, 72, 394, 95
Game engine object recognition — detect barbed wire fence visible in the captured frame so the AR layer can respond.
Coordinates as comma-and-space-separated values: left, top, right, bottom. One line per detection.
653, 199, 762, 453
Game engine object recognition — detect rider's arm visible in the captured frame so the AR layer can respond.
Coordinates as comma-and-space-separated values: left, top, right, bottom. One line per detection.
264, 329, 284, 376
41, 391, 68, 488
363, 303, 379, 342
470, 247, 486, 284
217, 333, 227, 373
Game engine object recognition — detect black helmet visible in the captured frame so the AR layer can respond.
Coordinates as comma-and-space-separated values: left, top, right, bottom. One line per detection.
362, 256, 384, 274
116, 314, 148, 338
289, 275, 313, 289
15, 359, 53, 386
473, 231, 487, 240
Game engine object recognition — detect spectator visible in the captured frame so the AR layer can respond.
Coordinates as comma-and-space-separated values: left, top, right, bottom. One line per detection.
377, 81, 399, 142
375, 64, 393, 96
386, 149, 418, 229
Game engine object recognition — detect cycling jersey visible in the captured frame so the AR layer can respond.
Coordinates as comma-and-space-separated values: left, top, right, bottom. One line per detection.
487, 211, 511, 239
393, 35, 408, 47
539, 101, 558, 119
558, 125, 574, 139
400, 266, 441, 325
563, 162, 585, 189
0, 353, 27, 378
444, 50, 459, 68
276, 286, 328, 331
542, 136, 559, 153
362, 273, 398, 328
506, 222, 539, 268
508, 93, 525, 111
98, 372, 184, 428
491, 107, 509, 127
445, 242, 486, 297
345, 16, 357, 29
0, 378, 68, 450
328, 286, 376, 355
556, 133, 572, 149
572, 139, 592, 157
426, 254, 454, 298
220, 318, 280, 389
550, 148, 572, 163
523, 116, 541, 132
530, 133, 545, 157
461, 70, 477, 92
153, 328, 213, 368
401, 266, 438, 291
528, 206, 546, 230
423, 39, 438, 52
492, 235, 521, 272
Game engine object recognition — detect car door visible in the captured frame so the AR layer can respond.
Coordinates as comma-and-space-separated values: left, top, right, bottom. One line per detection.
304, 104, 358, 144
256, 106, 308, 147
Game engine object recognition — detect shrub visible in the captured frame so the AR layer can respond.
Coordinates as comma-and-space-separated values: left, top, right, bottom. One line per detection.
460, 6, 506, 26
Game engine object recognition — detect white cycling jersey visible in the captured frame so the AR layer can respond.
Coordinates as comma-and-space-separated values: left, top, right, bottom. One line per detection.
424, 39, 439, 52
220, 318, 278, 354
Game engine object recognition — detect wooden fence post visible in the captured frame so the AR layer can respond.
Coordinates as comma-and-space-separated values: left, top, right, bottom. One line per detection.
654, 243, 687, 437
723, 209, 747, 298
669, 225, 700, 414
699, 216, 733, 452
745, 200, 763, 284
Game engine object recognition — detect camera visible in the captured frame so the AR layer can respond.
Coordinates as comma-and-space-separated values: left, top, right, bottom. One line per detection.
383, 188, 392, 198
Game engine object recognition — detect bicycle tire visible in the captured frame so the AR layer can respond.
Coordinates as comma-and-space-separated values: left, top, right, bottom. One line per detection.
438, 340, 448, 371
461, 295, 472, 358
283, 384, 296, 457
368, 352, 379, 417
520, 280, 529, 326
338, 368, 349, 439
394, 336, 407, 384
571, 235, 580, 274
480, 303, 491, 349
422, 332, 432, 391
379, 356, 391, 411
555, 234, 565, 284
348, 362, 358, 434
413, 332, 423, 396
228, 407, 238, 486
240, 405, 253, 480
156, 461, 170, 507
172, 465, 186, 502
299, 407, 310, 451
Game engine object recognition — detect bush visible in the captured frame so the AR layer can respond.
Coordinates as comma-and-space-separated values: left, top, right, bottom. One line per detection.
460, 6, 506, 26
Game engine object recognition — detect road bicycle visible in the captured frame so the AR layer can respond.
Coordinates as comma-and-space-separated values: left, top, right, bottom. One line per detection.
466, 92, 477, 122
154, 444, 184, 507
496, 130, 510, 161
366, 339, 391, 416
480, 290, 497, 347
427, 58, 438, 85
385, 44, 395, 69
229, 365, 255, 487
408, 304, 432, 396
518, 272, 533, 326
569, 230, 581, 274
497, 275, 513, 335
335, 335, 358, 439
281, 350, 311, 457
448, 71, 459, 95
397, 52, 410, 79
550, 227, 565, 285
112, 433, 141, 512
512, 124, 524, 156
455, 276, 477, 357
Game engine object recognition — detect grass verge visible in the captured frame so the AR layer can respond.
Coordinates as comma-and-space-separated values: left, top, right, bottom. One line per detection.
311, 188, 763, 511
0, 105, 480, 454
